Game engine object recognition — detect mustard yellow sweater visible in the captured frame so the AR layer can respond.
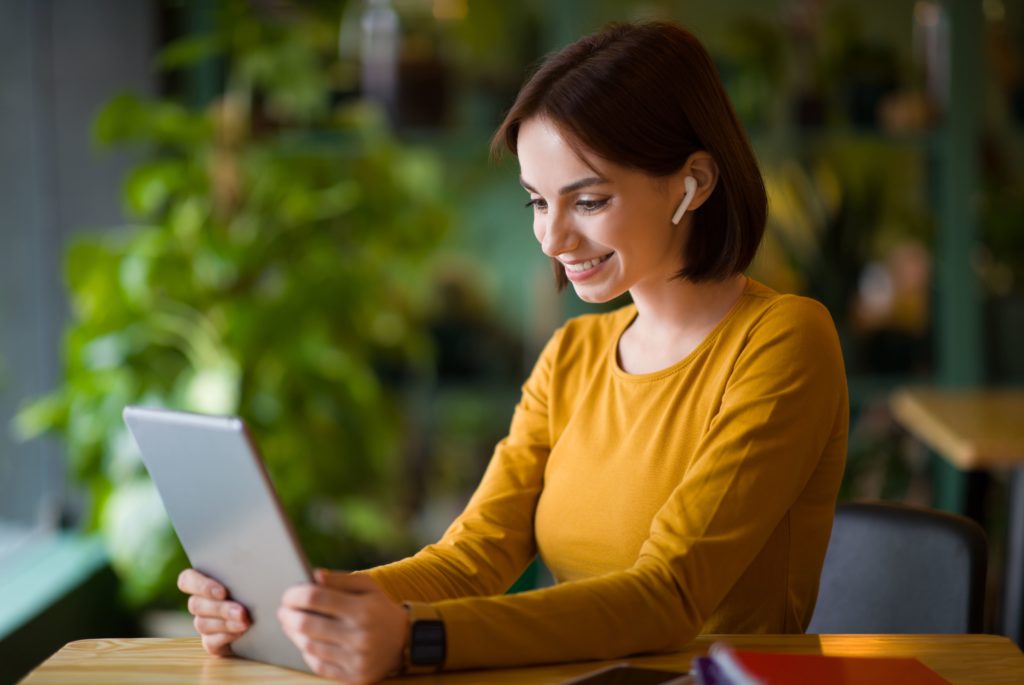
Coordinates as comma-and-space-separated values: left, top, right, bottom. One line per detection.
364, 278, 848, 669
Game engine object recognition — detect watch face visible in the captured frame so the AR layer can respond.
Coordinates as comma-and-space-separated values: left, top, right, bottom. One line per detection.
410, 619, 446, 666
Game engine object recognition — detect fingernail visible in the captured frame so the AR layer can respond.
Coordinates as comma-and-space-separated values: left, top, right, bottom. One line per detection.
231, 607, 242, 620
212, 587, 225, 600
228, 621, 245, 632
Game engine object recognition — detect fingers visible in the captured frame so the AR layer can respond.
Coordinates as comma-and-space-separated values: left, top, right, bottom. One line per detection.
177, 569, 226, 600
193, 610, 246, 657
201, 632, 237, 657
299, 638, 360, 683
194, 616, 249, 635
277, 591, 409, 685
314, 569, 379, 595
278, 607, 353, 644
187, 595, 249, 624
279, 615, 364, 684
303, 654, 353, 683
281, 584, 358, 622
179, 567, 250, 655
278, 606, 376, 660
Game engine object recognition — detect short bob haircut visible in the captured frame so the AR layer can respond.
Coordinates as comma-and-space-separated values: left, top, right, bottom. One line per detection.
491, 21, 767, 289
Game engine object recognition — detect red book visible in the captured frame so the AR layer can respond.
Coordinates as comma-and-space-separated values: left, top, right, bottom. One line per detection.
732, 650, 953, 685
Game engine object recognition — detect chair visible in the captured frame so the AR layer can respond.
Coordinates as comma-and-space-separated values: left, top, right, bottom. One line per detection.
807, 500, 987, 634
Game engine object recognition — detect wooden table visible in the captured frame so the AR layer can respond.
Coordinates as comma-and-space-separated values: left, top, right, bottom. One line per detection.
19, 634, 1024, 685
891, 387, 1024, 645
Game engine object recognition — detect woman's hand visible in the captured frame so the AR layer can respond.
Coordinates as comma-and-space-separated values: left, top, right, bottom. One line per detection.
278, 569, 409, 684
177, 568, 251, 656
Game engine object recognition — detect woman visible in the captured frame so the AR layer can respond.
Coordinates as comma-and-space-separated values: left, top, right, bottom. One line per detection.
178, 20, 848, 684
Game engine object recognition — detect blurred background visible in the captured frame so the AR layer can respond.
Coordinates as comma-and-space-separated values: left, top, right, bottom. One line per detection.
1, 0, 1022, 681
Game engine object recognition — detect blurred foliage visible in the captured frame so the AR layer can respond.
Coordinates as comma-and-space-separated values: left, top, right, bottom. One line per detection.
756, 137, 931, 322
12, 0, 449, 608
980, 176, 1024, 298
717, 18, 788, 130
839, 401, 918, 504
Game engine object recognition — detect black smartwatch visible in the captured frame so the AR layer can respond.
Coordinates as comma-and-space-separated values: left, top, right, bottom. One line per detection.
402, 602, 446, 673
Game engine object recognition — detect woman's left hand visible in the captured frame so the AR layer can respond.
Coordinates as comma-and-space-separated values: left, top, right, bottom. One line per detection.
278, 569, 408, 684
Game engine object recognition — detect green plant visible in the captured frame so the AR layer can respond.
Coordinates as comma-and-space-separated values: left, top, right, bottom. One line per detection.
980, 179, 1024, 295
13, 2, 448, 608
718, 18, 788, 130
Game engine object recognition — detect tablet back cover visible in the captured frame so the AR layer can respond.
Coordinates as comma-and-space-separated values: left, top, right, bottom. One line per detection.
123, 405, 312, 673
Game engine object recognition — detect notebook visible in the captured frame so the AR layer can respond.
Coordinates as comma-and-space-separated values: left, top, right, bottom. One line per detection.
730, 650, 953, 685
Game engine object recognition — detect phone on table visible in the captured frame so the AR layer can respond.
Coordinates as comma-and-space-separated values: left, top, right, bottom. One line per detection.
560, 663, 693, 685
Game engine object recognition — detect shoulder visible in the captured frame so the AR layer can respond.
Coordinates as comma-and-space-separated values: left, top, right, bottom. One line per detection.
715, 283, 848, 426
740, 280, 839, 347
533, 304, 634, 373
729, 281, 845, 386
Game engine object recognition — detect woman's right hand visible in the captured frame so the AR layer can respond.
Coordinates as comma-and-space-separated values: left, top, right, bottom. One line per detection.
178, 569, 251, 656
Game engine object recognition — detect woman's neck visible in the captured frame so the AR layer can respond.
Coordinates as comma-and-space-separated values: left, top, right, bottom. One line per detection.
627, 272, 748, 344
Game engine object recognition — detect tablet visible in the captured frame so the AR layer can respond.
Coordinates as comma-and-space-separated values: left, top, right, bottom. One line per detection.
559, 664, 692, 685
123, 405, 313, 673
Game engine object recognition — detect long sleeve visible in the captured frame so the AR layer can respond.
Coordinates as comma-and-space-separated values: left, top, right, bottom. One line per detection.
360, 327, 564, 603
426, 297, 847, 669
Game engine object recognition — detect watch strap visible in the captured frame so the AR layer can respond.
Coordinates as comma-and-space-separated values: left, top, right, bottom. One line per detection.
401, 601, 446, 673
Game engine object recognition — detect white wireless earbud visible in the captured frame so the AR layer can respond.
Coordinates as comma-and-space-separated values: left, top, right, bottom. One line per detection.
671, 176, 698, 225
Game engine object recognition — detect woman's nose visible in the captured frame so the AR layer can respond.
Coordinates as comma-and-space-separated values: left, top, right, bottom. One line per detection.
537, 211, 577, 257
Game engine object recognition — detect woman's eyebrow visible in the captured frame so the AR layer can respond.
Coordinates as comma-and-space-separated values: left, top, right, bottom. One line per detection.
519, 176, 609, 195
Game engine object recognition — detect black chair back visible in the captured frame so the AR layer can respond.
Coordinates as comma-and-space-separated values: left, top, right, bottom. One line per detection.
807, 501, 987, 634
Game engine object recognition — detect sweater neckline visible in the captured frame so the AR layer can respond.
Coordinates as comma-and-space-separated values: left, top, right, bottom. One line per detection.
609, 277, 760, 383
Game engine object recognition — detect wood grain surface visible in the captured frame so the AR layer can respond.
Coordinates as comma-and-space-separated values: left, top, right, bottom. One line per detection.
890, 387, 1024, 469
20, 634, 1024, 685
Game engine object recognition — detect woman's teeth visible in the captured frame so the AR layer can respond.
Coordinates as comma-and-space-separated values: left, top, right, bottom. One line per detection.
565, 253, 612, 272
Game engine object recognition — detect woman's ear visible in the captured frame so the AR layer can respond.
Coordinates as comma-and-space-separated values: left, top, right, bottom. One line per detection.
676, 151, 719, 214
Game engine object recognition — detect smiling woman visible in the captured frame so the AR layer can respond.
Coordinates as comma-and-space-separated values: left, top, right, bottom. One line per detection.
178, 20, 849, 684
516, 117, 714, 305
495, 20, 767, 294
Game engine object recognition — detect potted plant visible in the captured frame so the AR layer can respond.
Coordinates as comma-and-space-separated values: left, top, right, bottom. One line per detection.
13, 1, 449, 611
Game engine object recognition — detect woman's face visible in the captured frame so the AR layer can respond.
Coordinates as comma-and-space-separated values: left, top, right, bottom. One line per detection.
516, 116, 687, 303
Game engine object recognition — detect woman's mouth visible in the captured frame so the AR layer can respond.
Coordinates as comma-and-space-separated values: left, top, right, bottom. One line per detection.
563, 252, 614, 281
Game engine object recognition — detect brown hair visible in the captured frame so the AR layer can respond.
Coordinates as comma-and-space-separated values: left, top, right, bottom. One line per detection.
491, 21, 766, 288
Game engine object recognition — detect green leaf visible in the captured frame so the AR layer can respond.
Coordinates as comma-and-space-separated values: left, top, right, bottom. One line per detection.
65, 237, 133, 326
393, 150, 443, 201
149, 101, 211, 148
11, 392, 69, 442
168, 196, 208, 244
92, 92, 147, 148
93, 92, 211, 150
341, 496, 402, 545
66, 239, 116, 295
124, 162, 184, 217
314, 180, 361, 219
155, 34, 225, 70
119, 251, 154, 307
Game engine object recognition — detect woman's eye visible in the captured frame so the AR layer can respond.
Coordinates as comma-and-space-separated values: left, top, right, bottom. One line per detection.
525, 198, 547, 211
577, 198, 608, 213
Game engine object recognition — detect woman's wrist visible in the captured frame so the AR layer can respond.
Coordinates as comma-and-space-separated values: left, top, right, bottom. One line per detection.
400, 601, 447, 673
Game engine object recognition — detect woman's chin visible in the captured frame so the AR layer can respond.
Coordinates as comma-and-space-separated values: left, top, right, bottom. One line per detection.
572, 284, 624, 304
